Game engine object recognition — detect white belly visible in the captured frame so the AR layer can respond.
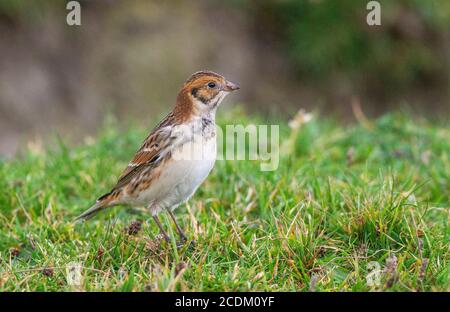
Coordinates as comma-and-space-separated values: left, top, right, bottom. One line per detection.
135, 134, 216, 214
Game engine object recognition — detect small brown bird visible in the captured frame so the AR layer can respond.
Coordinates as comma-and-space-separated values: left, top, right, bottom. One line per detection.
75, 71, 240, 243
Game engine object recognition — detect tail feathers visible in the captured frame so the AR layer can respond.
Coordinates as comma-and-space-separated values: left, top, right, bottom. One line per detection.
74, 192, 115, 222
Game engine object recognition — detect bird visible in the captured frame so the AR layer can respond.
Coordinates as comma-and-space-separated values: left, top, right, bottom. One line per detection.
75, 71, 240, 243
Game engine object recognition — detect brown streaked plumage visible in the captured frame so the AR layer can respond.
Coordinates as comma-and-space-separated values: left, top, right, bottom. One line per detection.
75, 71, 240, 243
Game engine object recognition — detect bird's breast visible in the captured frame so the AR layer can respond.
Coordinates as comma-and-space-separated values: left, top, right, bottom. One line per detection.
135, 122, 217, 209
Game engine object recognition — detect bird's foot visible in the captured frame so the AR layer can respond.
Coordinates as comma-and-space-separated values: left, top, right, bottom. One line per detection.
176, 237, 197, 249
155, 233, 171, 243
155, 233, 195, 250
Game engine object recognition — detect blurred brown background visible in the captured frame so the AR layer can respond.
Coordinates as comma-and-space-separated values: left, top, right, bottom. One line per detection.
0, 0, 449, 155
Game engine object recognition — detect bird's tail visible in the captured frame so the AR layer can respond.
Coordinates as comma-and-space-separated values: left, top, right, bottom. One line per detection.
73, 191, 117, 222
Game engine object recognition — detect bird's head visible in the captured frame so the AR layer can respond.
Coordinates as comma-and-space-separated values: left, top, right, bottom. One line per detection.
176, 70, 240, 118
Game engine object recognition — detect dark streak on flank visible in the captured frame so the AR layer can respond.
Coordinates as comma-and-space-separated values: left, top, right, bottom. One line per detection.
202, 117, 213, 132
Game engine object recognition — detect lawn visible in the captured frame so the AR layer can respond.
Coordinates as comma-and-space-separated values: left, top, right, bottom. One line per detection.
0, 109, 448, 291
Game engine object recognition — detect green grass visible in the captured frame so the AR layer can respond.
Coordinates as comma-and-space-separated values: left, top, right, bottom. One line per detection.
0, 110, 448, 291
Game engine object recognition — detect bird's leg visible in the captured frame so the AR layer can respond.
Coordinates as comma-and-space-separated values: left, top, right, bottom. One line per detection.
152, 214, 170, 242
167, 209, 187, 243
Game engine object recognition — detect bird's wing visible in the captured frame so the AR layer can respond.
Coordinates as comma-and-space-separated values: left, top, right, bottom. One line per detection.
113, 125, 175, 190
76, 119, 184, 221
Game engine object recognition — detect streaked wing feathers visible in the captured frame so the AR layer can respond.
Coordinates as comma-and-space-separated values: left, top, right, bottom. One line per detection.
113, 126, 174, 190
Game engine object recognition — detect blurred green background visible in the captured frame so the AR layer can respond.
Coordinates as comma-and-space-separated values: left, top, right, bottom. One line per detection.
0, 0, 448, 155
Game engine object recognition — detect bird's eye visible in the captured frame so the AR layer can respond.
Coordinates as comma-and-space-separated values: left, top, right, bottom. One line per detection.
207, 82, 216, 88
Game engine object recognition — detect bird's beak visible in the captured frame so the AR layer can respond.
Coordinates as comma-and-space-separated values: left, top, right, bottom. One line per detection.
223, 80, 240, 92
